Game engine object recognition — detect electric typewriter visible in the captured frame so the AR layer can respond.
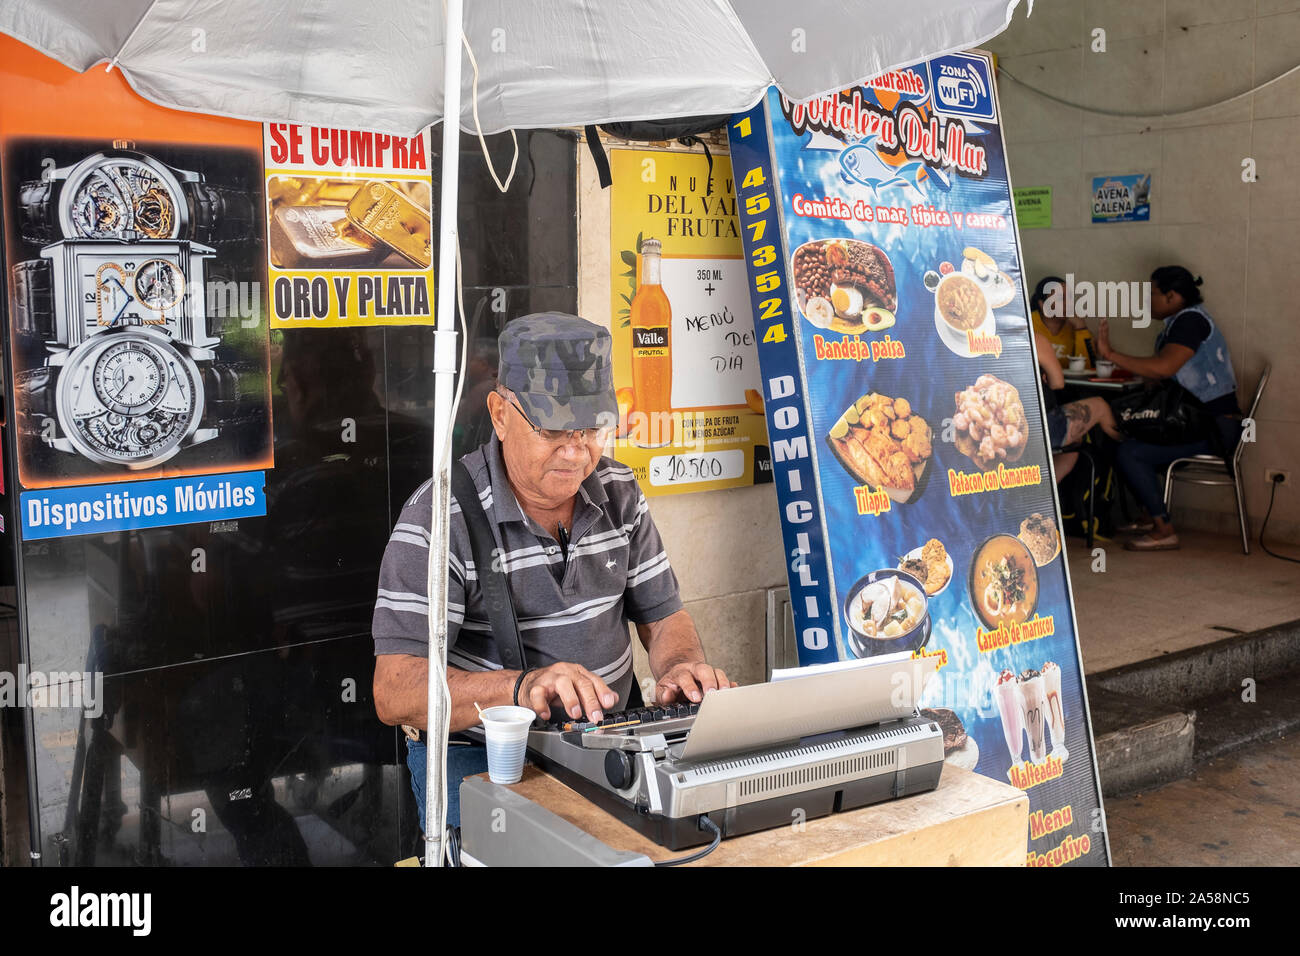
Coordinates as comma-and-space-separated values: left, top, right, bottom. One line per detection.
523, 655, 946, 850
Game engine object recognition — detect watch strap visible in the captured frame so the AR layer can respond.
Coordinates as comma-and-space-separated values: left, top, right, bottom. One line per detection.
11, 259, 55, 339
19, 179, 59, 246
186, 182, 255, 246
15, 366, 58, 439
200, 359, 268, 431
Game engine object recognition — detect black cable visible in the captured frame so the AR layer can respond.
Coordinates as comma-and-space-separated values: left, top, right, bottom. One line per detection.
444, 826, 462, 867
1260, 477, 1300, 564
654, 815, 722, 867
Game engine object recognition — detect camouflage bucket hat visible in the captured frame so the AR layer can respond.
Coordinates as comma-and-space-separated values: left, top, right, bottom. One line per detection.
498, 313, 617, 431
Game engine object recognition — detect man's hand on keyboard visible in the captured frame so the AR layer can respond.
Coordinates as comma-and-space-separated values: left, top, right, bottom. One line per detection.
655, 661, 737, 706
520, 662, 620, 723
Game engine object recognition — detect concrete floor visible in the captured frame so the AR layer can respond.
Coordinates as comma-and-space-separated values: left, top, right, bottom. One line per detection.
1105, 732, 1300, 866
1064, 530, 1300, 673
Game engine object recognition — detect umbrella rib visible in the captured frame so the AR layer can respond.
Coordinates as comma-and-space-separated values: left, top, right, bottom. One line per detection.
106, 0, 162, 72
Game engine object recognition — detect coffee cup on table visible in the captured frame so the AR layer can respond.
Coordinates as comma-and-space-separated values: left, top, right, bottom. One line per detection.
1095, 360, 1115, 378
1068, 355, 1086, 372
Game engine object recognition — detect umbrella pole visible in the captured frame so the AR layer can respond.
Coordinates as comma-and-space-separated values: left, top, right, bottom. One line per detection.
425, 0, 464, 869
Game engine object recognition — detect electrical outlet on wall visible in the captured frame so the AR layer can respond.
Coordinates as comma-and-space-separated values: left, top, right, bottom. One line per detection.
1265, 469, 1290, 486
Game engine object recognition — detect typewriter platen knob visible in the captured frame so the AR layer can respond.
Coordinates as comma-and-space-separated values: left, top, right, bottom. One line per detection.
604, 750, 637, 790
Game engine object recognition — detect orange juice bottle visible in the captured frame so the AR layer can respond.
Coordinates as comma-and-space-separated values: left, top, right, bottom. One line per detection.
630, 238, 673, 447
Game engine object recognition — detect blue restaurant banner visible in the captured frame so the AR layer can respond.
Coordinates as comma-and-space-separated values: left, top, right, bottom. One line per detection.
1091, 173, 1151, 223
21, 471, 266, 540
729, 50, 1108, 866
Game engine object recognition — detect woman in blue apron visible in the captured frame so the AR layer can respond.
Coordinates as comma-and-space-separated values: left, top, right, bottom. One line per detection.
1097, 267, 1243, 551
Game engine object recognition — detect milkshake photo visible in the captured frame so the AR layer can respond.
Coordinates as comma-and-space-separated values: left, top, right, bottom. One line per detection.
1042, 660, 1068, 760
1019, 668, 1048, 763
995, 668, 1025, 765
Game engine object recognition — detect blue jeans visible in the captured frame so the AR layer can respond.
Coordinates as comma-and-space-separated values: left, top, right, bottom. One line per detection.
406, 739, 488, 833
1114, 417, 1240, 522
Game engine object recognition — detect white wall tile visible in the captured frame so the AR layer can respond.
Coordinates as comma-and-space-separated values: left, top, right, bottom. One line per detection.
1166, 0, 1258, 28
1163, 19, 1255, 113
1253, 11, 1300, 118
647, 482, 789, 603
1246, 116, 1300, 221
997, 50, 1087, 144
1081, 0, 1165, 41
989, 1, 1086, 57
1158, 122, 1253, 223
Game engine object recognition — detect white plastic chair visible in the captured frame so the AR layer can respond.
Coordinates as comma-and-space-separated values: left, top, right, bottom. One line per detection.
1163, 364, 1270, 554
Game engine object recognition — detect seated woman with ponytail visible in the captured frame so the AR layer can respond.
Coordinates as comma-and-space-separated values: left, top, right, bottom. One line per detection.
1097, 266, 1243, 551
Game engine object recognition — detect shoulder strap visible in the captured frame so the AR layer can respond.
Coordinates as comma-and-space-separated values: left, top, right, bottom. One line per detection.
450, 459, 527, 672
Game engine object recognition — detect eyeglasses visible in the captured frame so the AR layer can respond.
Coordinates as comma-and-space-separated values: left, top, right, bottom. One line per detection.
508, 399, 612, 445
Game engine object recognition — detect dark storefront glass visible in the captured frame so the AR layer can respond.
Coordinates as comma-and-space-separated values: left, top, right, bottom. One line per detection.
0, 130, 578, 865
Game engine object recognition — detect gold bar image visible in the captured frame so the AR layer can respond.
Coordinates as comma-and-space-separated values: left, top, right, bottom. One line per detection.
267, 176, 371, 209
345, 180, 433, 268
268, 205, 390, 268
315, 179, 366, 204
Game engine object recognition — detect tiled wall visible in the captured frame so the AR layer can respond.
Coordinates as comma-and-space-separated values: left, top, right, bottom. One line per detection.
576, 136, 787, 690
989, 1, 1300, 542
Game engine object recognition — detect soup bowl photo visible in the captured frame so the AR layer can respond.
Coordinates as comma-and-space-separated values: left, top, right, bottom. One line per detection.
933, 272, 994, 357
968, 533, 1040, 630
842, 568, 933, 659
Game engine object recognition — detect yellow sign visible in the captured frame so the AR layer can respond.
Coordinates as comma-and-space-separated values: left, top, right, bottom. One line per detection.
263, 123, 435, 328
608, 148, 771, 496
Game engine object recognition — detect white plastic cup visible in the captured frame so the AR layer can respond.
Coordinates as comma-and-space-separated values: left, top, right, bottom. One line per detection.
480, 705, 536, 784
1068, 355, 1086, 372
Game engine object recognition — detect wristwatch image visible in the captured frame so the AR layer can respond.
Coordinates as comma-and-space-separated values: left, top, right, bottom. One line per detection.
10, 142, 262, 473
22, 326, 213, 467
19, 145, 253, 247
12, 238, 242, 469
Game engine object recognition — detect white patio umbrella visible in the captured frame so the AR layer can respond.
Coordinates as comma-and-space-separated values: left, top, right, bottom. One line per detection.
2, 0, 1029, 866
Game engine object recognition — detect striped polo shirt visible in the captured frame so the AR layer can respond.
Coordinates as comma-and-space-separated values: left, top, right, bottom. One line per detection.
372, 434, 683, 710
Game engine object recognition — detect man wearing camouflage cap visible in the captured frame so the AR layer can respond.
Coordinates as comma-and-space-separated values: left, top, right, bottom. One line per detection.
372, 313, 732, 830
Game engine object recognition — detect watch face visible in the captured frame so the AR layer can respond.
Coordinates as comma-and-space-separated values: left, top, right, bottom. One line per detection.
61, 154, 184, 241
94, 339, 168, 415
56, 331, 204, 466
133, 259, 185, 310
78, 252, 187, 331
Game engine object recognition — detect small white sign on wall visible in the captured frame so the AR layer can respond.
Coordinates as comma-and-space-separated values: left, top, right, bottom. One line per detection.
660, 255, 760, 408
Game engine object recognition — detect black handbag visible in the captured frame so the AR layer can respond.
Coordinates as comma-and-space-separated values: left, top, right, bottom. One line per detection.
1108, 380, 1208, 445
584, 116, 730, 192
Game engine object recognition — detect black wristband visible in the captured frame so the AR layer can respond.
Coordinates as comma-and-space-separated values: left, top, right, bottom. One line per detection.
513, 667, 539, 707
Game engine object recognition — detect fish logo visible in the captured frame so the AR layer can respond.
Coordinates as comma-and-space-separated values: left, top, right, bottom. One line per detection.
838, 144, 910, 195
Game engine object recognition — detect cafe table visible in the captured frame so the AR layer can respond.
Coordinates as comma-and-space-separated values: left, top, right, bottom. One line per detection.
1061, 369, 1143, 395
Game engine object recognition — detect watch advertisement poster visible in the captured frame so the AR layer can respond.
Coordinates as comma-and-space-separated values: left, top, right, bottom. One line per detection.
1, 40, 273, 532
608, 148, 771, 497
728, 52, 1108, 865
263, 123, 435, 328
